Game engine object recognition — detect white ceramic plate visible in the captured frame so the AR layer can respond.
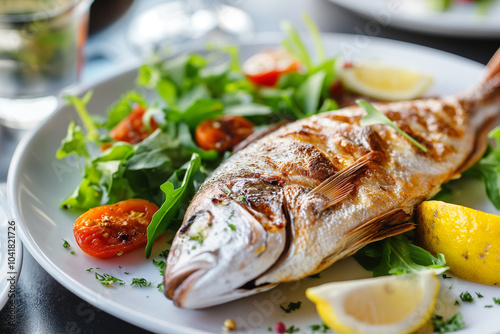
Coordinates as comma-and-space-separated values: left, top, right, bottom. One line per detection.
0, 183, 23, 311
8, 33, 500, 333
329, 0, 500, 37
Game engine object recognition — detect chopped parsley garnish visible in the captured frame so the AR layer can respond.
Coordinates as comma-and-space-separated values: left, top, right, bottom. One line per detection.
159, 249, 169, 258
71, 251, 75, 255
460, 291, 474, 303
157, 282, 164, 292
454, 300, 460, 306
494, 297, 500, 305
124, 272, 130, 275
153, 259, 166, 276
62, 239, 70, 249
222, 185, 232, 196
285, 325, 300, 333
432, 313, 465, 334
442, 274, 452, 279
131, 278, 152, 288
86, 268, 93, 272
475, 292, 484, 298
237, 195, 247, 202
95, 272, 124, 286
228, 223, 236, 231
189, 232, 204, 245
280, 301, 302, 313
485, 305, 493, 308
310, 323, 329, 333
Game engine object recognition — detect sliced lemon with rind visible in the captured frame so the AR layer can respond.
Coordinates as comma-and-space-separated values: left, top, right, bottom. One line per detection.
306, 270, 440, 334
337, 60, 433, 101
416, 200, 500, 285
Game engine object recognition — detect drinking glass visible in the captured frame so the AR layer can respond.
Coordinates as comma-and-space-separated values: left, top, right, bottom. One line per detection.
0, 0, 93, 129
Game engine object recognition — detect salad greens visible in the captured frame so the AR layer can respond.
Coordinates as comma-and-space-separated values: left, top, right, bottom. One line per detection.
464, 126, 500, 209
353, 232, 447, 276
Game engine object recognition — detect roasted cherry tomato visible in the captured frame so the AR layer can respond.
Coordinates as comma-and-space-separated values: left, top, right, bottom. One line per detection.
73, 199, 159, 258
103, 105, 158, 150
195, 115, 254, 153
242, 48, 300, 86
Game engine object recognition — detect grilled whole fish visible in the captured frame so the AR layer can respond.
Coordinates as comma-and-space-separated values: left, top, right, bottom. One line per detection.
164, 49, 500, 309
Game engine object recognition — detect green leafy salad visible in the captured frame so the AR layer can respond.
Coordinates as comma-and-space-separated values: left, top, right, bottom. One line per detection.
56, 17, 500, 278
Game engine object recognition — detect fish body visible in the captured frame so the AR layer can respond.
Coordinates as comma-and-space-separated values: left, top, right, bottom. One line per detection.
164, 50, 500, 309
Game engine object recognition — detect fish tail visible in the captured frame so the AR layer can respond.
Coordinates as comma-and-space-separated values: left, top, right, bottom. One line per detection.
482, 47, 500, 83
463, 47, 500, 105
454, 48, 500, 174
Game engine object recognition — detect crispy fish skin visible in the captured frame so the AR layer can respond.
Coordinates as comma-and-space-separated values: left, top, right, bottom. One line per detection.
164, 50, 500, 309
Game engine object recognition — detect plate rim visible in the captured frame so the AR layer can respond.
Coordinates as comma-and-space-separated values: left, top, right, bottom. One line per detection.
328, 0, 500, 38
6, 31, 492, 333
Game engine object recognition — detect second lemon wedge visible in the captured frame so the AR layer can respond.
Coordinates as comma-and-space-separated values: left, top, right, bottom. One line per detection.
338, 60, 433, 101
416, 200, 500, 285
306, 270, 440, 334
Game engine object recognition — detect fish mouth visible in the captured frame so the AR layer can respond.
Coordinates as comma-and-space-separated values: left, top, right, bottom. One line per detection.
164, 260, 212, 305
164, 251, 279, 309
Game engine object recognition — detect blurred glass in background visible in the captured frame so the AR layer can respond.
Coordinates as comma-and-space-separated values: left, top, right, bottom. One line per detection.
0, 0, 93, 129
128, 0, 254, 56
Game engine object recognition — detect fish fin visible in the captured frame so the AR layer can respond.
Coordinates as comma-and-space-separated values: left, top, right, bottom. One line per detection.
344, 207, 415, 253
483, 47, 500, 83
315, 207, 414, 272
309, 151, 377, 210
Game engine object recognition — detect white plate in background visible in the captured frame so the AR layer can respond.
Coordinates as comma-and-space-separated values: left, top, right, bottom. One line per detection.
329, 0, 500, 37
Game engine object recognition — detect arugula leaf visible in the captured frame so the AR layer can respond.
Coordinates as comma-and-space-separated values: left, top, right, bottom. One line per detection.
357, 99, 428, 152
302, 13, 325, 63
103, 91, 148, 130
465, 126, 500, 209
281, 21, 313, 71
353, 232, 447, 276
177, 122, 219, 161
56, 122, 89, 159
145, 154, 201, 257
295, 70, 327, 115
180, 99, 223, 129
64, 92, 99, 142
137, 63, 162, 88
61, 177, 103, 210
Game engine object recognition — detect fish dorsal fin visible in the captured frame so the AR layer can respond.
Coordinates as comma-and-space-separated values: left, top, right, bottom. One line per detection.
309, 152, 377, 210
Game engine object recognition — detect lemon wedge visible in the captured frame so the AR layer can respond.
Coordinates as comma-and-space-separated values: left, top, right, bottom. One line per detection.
337, 60, 433, 101
306, 270, 440, 334
416, 201, 500, 285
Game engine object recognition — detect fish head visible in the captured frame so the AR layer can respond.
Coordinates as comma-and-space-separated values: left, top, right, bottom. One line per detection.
164, 179, 287, 309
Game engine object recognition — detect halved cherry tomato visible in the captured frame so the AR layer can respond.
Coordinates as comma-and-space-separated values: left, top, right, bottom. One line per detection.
73, 199, 159, 258
102, 105, 158, 150
242, 48, 300, 86
195, 115, 254, 153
